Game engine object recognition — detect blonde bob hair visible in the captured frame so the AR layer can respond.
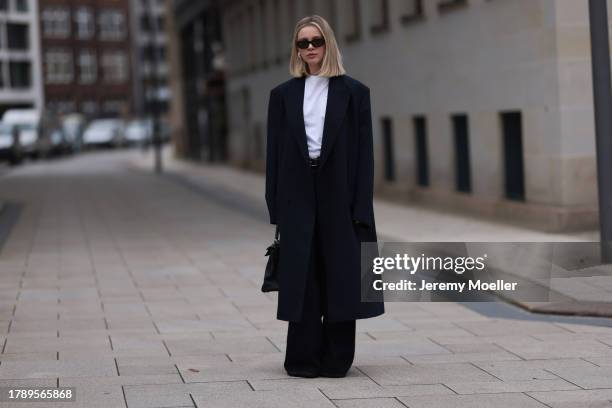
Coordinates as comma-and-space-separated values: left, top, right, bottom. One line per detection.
289, 15, 346, 78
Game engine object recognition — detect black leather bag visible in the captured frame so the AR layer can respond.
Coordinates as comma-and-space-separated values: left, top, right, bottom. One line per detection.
261, 225, 280, 292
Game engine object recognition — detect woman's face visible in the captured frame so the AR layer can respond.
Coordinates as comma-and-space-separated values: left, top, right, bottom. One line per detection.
296, 25, 326, 74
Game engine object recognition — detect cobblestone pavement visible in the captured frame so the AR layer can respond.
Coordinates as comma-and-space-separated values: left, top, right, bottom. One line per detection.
0, 149, 610, 407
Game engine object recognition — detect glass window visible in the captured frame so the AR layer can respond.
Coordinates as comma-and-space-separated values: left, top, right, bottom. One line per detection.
44, 49, 73, 84
98, 9, 126, 40
7, 23, 28, 50
81, 100, 97, 115
101, 51, 128, 83
78, 50, 97, 84
369, 0, 389, 33
74, 7, 94, 39
102, 99, 126, 114
42, 7, 71, 38
342, 0, 361, 42
15, 0, 27, 12
9, 61, 31, 88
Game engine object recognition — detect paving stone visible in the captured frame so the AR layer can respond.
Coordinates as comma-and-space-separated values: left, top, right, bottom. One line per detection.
445, 379, 580, 394
177, 359, 289, 382
355, 338, 449, 357
249, 373, 374, 391
319, 383, 454, 399
124, 380, 251, 408
493, 338, 612, 359
455, 320, 571, 336
165, 336, 278, 356
332, 398, 406, 408
546, 366, 612, 389
357, 363, 498, 385
528, 389, 612, 408
405, 350, 521, 364
4, 336, 111, 354
191, 387, 336, 407
155, 317, 254, 333
398, 393, 550, 407
0, 359, 117, 379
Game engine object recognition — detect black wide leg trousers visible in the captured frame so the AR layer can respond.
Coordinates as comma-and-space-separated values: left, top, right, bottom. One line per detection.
283, 161, 356, 377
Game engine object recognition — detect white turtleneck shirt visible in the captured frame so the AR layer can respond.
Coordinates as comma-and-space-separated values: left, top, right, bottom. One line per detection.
303, 73, 329, 159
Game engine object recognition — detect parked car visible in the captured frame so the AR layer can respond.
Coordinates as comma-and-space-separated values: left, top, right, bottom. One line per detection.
2, 109, 67, 158
82, 119, 125, 148
124, 119, 152, 146
125, 118, 171, 147
0, 122, 23, 165
61, 113, 87, 153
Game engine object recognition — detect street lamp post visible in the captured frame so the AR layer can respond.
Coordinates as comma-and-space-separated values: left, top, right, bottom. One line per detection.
146, 0, 163, 174
588, 0, 612, 263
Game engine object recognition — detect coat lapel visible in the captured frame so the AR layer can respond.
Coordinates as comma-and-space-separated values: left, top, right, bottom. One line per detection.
287, 75, 350, 168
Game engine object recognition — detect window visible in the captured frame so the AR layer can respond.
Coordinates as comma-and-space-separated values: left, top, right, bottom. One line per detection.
9, 61, 31, 88
102, 99, 126, 114
156, 16, 165, 31
501, 112, 525, 201
401, 0, 424, 24
369, 0, 389, 34
74, 7, 94, 39
81, 100, 97, 115
140, 15, 151, 31
42, 7, 71, 38
7, 23, 28, 50
414, 116, 429, 187
343, 0, 361, 42
44, 49, 73, 84
78, 50, 97, 84
141, 45, 165, 62
98, 9, 126, 40
0, 62, 4, 87
101, 51, 128, 83
0, 0, 7, 11
438, 0, 468, 14
48, 100, 75, 114
452, 114, 471, 193
15, 0, 27, 12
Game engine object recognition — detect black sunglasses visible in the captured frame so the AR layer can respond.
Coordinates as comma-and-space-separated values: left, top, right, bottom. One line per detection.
296, 37, 325, 49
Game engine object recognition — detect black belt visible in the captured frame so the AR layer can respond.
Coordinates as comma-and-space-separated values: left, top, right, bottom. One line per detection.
309, 157, 320, 168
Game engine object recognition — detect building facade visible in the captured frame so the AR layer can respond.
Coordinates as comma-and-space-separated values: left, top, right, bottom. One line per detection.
0, 0, 44, 114
129, 0, 170, 117
207, 0, 603, 232
168, 0, 227, 162
38, 0, 132, 117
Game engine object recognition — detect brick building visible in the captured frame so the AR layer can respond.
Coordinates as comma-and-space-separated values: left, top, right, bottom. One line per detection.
39, 0, 132, 117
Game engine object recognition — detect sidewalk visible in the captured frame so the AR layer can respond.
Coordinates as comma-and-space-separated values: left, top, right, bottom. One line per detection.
127, 146, 612, 317
0, 149, 611, 407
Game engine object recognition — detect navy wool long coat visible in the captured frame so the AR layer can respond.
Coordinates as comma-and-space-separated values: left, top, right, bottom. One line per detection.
265, 74, 385, 322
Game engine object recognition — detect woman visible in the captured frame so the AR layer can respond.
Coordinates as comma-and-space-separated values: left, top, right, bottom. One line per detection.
265, 15, 384, 378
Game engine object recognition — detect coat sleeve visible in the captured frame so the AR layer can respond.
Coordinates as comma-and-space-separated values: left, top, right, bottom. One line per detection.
265, 88, 282, 225
351, 87, 375, 229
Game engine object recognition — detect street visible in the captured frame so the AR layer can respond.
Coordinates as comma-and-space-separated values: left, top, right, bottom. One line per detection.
0, 150, 611, 408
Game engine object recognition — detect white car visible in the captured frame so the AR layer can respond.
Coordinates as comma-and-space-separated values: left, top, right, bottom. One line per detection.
124, 119, 152, 146
2, 109, 65, 158
82, 119, 125, 148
